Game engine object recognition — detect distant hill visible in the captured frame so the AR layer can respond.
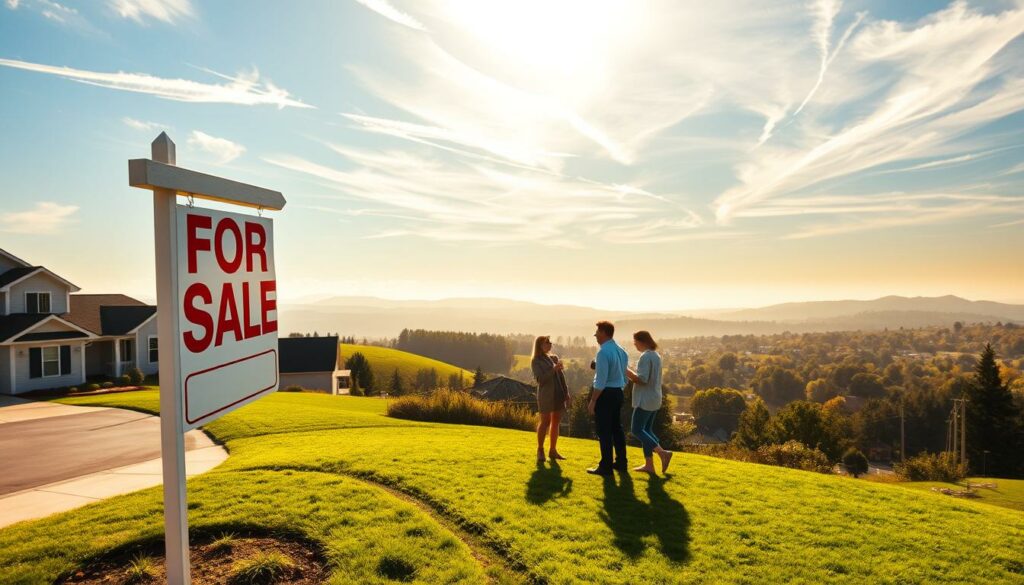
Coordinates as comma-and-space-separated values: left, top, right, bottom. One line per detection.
712, 295, 1024, 323
279, 295, 1023, 340
339, 343, 472, 387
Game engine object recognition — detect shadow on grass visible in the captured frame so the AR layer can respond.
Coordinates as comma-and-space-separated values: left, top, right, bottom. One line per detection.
599, 472, 689, 563
526, 460, 573, 504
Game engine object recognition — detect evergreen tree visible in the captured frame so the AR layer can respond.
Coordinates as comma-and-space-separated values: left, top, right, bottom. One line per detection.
963, 344, 1021, 476
345, 352, 375, 395
389, 368, 404, 396
734, 398, 772, 449
473, 366, 486, 387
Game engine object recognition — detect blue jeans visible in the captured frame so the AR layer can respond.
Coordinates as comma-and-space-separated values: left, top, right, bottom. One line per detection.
631, 407, 660, 458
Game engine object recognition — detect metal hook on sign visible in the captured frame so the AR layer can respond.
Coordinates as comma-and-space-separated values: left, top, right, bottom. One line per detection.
187, 194, 195, 208
257, 206, 264, 217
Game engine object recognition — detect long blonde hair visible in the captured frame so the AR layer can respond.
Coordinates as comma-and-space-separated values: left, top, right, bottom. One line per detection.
532, 335, 550, 360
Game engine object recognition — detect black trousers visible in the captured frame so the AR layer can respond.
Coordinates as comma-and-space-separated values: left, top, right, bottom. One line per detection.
594, 387, 627, 470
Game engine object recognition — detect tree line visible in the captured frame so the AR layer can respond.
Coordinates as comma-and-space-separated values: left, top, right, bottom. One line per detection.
394, 329, 515, 374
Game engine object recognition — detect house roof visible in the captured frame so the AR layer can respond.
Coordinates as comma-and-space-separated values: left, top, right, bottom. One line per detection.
0, 314, 50, 342
0, 266, 41, 288
63, 294, 155, 336
471, 375, 537, 402
0, 266, 80, 292
0, 248, 31, 268
278, 336, 340, 373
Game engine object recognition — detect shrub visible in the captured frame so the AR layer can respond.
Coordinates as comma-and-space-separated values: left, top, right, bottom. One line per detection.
387, 389, 534, 431
755, 441, 833, 473
568, 391, 592, 438
894, 452, 967, 482
842, 447, 869, 478
207, 532, 237, 555
84, 383, 101, 392
118, 375, 131, 386
101, 381, 114, 389
281, 385, 304, 393
126, 367, 145, 386
230, 551, 295, 585
67, 387, 79, 393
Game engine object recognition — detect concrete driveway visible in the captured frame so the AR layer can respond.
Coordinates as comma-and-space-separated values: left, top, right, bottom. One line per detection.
0, 395, 226, 527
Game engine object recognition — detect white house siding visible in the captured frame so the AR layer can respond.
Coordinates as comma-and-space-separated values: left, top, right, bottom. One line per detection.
0, 255, 22, 275
25, 320, 81, 335
135, 317, 159, 376
9, 273, 70, 314
11, 341, 86, 393
0, 348, 11, 394
280, 372, 335, 394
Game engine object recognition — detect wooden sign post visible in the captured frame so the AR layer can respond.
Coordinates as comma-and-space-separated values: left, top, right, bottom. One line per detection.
129, 133, 286, 585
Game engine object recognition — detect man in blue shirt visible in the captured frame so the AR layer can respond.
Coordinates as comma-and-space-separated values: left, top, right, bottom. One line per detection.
587, 320, 629, 475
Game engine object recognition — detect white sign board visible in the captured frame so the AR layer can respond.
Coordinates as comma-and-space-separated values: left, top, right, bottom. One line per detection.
176, 205, 278, 431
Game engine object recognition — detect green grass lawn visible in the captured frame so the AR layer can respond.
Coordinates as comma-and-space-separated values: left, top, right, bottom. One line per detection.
900, 478, 1024, 512
7, 390, 1021, 584
340, 343, 473, 388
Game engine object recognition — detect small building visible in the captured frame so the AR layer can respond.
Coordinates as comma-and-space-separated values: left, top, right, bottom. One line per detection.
471, 375, 537, 408
278, 335, 348, 394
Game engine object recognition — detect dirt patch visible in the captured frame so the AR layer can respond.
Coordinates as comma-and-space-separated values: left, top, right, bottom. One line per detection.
57, 535, 327, 585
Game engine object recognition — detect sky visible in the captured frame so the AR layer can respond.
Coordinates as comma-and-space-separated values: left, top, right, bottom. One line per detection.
1, 0, 1023, 312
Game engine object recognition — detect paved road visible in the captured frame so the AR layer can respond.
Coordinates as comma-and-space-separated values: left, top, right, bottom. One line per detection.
0, 400, 211, 495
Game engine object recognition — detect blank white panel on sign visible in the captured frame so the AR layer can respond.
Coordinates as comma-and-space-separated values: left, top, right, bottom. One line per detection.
184, 349, 278, 426
175, 205, 279, 431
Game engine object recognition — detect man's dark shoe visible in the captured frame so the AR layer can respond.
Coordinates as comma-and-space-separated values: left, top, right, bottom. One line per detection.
586, 466, 613, 476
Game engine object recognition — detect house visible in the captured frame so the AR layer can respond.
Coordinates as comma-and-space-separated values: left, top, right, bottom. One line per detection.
0, 248, 158, 395
471, 375, 537, 407
278, 335, 349, 394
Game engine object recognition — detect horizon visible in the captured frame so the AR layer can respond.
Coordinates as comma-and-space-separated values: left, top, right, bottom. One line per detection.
2, 1, 1023, 312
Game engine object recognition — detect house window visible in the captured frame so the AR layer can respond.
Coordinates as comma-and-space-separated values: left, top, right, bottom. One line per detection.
26, 292, 51, 314
119, 339, 134, 362
148, 336, 158, 363
42, 346, 60, 376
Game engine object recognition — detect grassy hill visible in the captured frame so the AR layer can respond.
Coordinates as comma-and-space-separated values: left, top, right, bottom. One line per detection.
340, 343, 473, 388
6, 391, 1023, 583
902, 478, 1024, 512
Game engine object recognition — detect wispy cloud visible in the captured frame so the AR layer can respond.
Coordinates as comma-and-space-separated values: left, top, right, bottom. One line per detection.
0, 202, 79, 234
0, 59, 313, 109
111, 0, 194, 24
353, 0, 424, 31
5, 0, 102, 32
187, 130, 245, 164
122, 117, 167, 131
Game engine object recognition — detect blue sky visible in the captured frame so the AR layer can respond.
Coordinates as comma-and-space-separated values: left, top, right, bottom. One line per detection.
1, 0, 1023, 311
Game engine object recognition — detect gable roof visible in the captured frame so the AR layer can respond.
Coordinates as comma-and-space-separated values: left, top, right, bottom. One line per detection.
0, 314, 50, 343
278, 336, 340, 373
0, 266, 41, 288
0, 248, 31, 268
471, 376, 537, 402
1, 314, 97, 344
0, 266, 80, 292
63, 294, 155, 336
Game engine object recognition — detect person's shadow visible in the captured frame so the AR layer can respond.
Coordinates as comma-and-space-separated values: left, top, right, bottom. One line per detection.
525, 460, 573, 504
599, 472, 689, 563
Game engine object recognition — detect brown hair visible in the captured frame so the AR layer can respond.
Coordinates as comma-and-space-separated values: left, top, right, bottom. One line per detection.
633, 330, 657, 350
532, 335, 551, 360
596, 321, 615, 338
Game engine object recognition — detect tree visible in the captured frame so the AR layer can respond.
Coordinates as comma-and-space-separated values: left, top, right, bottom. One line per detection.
690, 387, 746, 436
447, 372, 463, 391
473, 366, 486, 387
770, 401, 843, 461
389, 368, 404, 396
752, 365, 805, 405
842, 448, 869, 478
962, 344, 1021, 477
718, 353, 738, 372
734, 398, 771, 450
345, 352, 375, 395
848, 373, 887, 399
805, 378, 836, 403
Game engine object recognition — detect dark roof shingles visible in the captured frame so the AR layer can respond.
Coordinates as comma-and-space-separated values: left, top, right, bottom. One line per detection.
0, 266, 41, 288
278, 336, 340, 373
63, 294, 150, 335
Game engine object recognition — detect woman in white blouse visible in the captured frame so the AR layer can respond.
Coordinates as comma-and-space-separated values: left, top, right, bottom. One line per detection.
625, 330, 673, 474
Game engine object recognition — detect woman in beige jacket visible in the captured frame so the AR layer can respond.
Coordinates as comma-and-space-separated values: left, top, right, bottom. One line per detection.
531, 336, 570, 462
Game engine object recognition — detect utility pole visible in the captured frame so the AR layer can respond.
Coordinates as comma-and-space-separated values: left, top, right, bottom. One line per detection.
960, 399, 967, 469
951, 400, 959, 460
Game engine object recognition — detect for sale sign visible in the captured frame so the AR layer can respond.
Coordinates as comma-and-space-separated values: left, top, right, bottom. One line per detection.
176, 205, 278, 431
